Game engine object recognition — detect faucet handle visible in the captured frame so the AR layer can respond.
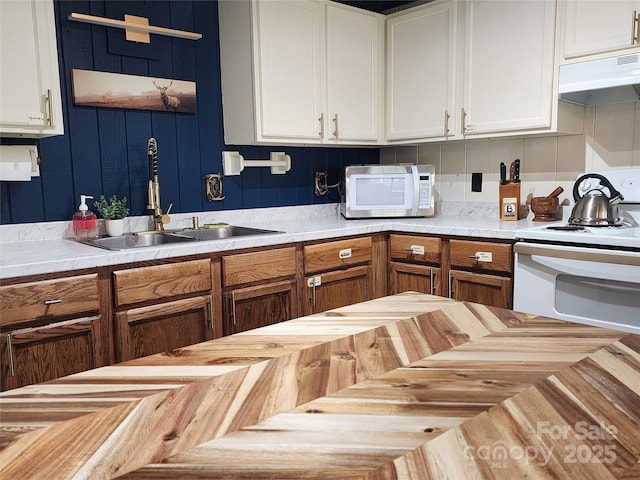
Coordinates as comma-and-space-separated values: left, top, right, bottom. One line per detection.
166, 203, 173, 215
192, 216, 199, 229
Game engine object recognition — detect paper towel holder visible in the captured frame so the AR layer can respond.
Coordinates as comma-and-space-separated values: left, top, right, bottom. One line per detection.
222, 151, 291, 176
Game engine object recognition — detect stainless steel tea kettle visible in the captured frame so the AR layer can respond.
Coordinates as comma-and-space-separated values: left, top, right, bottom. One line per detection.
569, 173, 624, 226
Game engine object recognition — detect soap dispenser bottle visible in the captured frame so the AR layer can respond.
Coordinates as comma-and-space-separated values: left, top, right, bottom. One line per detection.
73, 195, 98, 239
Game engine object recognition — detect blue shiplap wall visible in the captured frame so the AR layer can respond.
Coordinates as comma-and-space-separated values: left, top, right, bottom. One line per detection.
0, 0, 379, 225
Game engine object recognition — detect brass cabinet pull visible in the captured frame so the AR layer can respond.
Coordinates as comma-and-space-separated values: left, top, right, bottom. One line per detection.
332, 114, 339, 139
5, 334, 14, 377
312, 281, 316, 306
634, 10, 639, 44
318, 113, 325, 138
448, 271, 453, 299
206, 295, 214, 330
429, 267, 435, 295
461, 107, 467, 135
44, 299, 62, 305
46, 89, 53, 127
307, 276, 319, 306
231, 291, 237, 326
444, 109, 450, 137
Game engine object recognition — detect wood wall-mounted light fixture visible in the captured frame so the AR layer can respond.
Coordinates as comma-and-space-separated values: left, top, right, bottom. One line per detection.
68, 12, 202, 43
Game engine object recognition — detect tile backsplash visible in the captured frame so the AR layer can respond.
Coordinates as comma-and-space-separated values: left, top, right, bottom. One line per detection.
381, 101, 640, 210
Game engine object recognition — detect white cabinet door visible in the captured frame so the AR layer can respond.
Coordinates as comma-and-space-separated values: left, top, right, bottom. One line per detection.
386, 1, 459, 141
219, 0, 383, 146
326, 4, 383, 142
462, 0, 555, 135
0, 0, 63, 137
562, 0, 640, 59
254, 0, 325, 142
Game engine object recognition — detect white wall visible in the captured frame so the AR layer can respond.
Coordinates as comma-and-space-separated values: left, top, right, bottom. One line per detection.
381, 101, 640, 209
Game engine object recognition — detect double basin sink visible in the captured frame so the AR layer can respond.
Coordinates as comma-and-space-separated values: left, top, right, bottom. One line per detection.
79, 225, 282, 251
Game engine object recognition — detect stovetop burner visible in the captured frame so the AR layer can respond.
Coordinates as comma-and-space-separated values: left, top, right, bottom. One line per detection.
545, 225, 586, 231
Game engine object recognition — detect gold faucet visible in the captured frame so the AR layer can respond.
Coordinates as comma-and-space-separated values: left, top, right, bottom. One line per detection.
146, 137, 172, 232
147, 178, 172, 231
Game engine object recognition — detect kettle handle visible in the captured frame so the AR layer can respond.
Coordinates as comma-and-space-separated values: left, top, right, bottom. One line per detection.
572, 173, 624, 202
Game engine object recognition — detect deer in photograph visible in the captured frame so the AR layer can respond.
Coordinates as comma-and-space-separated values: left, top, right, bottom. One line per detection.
152, 79, 181, 111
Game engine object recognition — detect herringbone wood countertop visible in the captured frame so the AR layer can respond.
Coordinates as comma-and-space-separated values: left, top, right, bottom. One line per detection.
1, 293, 638, 479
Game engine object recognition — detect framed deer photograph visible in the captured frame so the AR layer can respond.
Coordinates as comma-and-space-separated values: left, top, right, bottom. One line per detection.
71, 69, 196, 113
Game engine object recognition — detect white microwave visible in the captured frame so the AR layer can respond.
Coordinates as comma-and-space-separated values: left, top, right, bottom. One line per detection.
340, 164, 435, 218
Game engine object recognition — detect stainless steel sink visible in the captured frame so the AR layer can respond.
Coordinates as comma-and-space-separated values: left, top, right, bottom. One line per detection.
79, 232, 195, 251
178, 225, 282, 241
78, 226, 282, 251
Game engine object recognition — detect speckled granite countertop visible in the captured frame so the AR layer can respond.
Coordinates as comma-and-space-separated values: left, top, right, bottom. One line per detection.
0, 204, 536, 280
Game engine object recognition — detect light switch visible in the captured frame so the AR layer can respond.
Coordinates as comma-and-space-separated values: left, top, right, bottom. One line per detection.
472, 172, 482, 192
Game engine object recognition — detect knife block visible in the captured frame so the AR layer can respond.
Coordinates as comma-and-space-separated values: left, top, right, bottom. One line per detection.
499, 183, 520, 221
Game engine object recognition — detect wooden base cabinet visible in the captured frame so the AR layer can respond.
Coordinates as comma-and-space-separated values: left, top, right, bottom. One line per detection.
390, 262, 442, 296
0, 273, 104, 391
304, 265, 372, 314
222, 247, 297, 335
302, 237, 373, 314
1, 316, 103, 391
223, 280, 296, 335
112, 259, 214, 362
388, 234, 443, 296
448, 270, 512, 309
447, 239, 513, 309
115, 296, 213, 361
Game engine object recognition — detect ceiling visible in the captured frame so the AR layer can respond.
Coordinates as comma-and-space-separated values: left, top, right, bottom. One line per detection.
334, 1, 417, 14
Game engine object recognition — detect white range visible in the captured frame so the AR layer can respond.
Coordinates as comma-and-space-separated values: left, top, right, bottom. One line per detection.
514, 168, 640, 334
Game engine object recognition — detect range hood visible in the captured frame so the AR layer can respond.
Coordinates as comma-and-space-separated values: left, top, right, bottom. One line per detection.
559, 53, 640, 105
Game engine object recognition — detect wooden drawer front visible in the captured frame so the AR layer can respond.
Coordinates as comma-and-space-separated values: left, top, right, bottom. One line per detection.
0, 274, 99, 327
304, 237, 372, 274
223, 247, 296, 287
449, 239, 513, 274
113, 259, 212, 306
389, 234, 441, 264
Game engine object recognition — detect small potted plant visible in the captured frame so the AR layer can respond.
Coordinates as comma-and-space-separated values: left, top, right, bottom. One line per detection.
94, 195, 129, 236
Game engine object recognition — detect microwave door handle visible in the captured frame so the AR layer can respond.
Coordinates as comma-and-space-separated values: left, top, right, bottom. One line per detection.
411, 165, 420, 216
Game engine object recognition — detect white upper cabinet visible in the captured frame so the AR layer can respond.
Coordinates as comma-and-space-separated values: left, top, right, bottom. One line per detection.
218, 0, 383, 145
386, 0, 578, 143
254, 0, 325, 142
561, 0, 640, 60
386, 1, 459, 141
462, 0, 557, 135
0, 0, 63, 138
326, 4, 383, 142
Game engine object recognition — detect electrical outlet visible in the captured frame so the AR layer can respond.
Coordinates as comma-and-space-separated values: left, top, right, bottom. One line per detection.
314, 171, 328, 196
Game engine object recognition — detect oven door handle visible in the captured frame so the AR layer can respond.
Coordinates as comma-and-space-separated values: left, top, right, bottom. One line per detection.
514, 243, 640, 266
